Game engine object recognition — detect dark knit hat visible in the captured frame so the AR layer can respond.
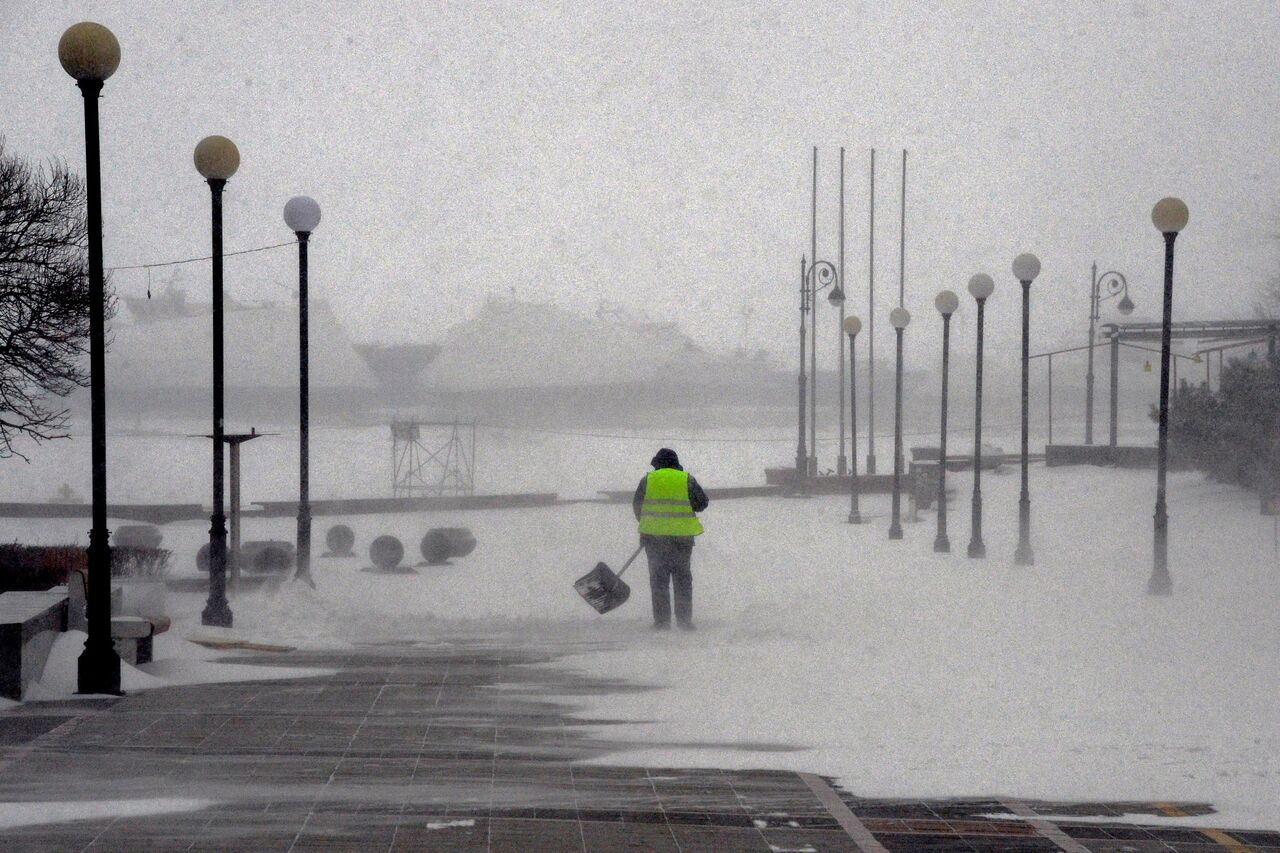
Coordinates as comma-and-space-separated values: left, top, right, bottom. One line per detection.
650, 447, 681, 469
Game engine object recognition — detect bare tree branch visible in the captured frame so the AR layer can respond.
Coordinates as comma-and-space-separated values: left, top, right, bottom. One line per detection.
0, 138, 113, 460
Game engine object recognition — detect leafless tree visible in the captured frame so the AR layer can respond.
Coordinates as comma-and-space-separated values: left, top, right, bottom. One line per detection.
0, 140, 112, 460
1252, 226, 1280, 319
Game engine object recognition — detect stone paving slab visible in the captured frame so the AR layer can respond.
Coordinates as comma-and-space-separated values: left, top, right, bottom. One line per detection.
0, 640, 1276, 851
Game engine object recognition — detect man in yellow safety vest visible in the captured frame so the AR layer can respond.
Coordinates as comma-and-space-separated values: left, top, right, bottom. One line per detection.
632, 448, 709, 630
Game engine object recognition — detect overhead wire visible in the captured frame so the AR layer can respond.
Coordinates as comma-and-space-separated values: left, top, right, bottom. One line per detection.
106, 240, 294, 272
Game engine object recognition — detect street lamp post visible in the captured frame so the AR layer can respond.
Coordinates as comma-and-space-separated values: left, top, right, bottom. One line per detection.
933, 290, 958, 553
1109, 332, 1121, 448
1149, 197, 1189, 596
1085, 264, 1133, 444
807, 260, 844, 475
800, 258, 843, 478
966, 274, 994, 558
284, 196, 321, 588
888, 307, 910, 539
60, 21, 123, 696
1012, 253, 1041, 566
796, 257, 808, 478
843, 316, 863, 523
194, 135, 240, 627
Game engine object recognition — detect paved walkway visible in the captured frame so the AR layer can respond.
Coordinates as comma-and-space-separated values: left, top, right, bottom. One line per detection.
0, 639, 1275, 852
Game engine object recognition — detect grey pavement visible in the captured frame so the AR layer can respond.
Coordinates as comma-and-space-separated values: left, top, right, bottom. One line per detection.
0, 638, 1275, 852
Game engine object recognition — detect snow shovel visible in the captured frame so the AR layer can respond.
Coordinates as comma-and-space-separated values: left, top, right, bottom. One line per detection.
574, 543, 644, 614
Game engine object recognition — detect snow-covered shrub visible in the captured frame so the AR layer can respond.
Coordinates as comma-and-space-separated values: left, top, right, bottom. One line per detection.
1159, 353, 1280, 493
111, 546, 171, 580
0, 543, 86, 591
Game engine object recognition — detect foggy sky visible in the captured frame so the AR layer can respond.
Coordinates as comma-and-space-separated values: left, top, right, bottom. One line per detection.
3, 0, 1278, 376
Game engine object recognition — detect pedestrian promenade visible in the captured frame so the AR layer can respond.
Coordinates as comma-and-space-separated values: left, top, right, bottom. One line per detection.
0, 639, 1275, 852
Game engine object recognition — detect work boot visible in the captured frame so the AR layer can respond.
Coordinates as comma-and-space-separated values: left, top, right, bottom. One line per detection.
651, 621, 671, 631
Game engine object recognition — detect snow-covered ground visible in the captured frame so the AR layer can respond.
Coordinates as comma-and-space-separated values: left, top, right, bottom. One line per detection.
0, 797, 213, 830
3, 423, 1277, 827
0, 414, 1148, 504
24, 629, 330, 702
555, 467, 1280, 829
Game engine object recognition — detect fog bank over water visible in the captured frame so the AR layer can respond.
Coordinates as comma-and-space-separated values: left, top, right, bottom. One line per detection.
3, 1, 1277, 376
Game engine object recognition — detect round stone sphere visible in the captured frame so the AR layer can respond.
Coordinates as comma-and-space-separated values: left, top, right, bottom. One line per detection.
113, 524, 163, 550
245, 541, 292, 574
370, 535, 404, 571
420, 530, 450, 565
438, 527, 477, 558
325, 524, 355, 556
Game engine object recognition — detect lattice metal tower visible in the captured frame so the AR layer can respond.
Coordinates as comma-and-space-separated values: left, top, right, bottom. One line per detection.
391, 420, 475, 497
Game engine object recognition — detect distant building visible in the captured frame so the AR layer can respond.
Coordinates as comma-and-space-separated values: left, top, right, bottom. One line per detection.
408, 297, 800, 426
107, 294, 378, 417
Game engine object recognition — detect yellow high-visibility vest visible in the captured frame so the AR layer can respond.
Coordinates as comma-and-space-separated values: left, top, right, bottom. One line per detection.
638, 469, 704, 537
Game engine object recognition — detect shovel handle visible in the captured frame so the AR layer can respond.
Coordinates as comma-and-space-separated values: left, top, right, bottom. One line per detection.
616, 543, 645, 578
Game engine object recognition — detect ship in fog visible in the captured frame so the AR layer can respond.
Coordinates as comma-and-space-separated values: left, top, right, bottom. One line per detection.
106, 279, 874, 428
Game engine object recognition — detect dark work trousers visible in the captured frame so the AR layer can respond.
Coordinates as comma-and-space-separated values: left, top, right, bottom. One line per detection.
642, 535, 694, 627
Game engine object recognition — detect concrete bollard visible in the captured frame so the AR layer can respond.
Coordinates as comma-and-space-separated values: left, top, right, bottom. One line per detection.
420, 530, 450, 565
369, 535, 405, 572
420, 527, 477, 565
112, 524, 163, 549
245, 541, 293, 574
324, 524, 356, 558
197, 540, 294, 574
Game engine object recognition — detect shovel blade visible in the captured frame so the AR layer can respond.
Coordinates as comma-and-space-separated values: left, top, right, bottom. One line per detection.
574, 561, 631, 614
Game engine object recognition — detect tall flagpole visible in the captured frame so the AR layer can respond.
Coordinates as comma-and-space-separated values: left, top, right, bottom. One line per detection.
899, 149, 907, 307
897, 149, 907, 475
866, 149, 876, 475
838, 147, 847, 476
809, 146, 818, 475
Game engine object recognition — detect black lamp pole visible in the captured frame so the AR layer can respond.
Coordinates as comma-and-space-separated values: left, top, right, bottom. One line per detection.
1010, 254, 1040, 565
72, 74, 122, 696
888, 311, 908, 540
967, 276, 992, 559
1149, 197, 1187, 594
796, 257, 808, 478
1150, 235, 1177, 594
193, 136, 239, 624
294, 230, 313, 587
845, 321, 862, 523
202, 176, 233, 627
934, 300, 955, 553
1015, 276, 1035, 566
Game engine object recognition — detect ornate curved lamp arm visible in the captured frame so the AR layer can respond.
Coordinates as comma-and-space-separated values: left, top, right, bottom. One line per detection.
1094, 269, 1133, 318
1097, 270, 1129, 302
806, 259, 844, 306
805, 259, 839, 292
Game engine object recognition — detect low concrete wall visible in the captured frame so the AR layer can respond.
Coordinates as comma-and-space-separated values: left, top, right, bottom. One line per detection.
598, 485, 783, 503
0, 503, 204, 524
252, 493, 559, 517
1046, 444, 1191, 470
910, 446, 1006, 471
764, 468, 911, 494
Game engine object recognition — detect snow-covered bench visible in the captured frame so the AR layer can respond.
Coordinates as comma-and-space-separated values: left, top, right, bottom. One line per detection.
67, 571, 169, 666
0, 589, 69, 700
